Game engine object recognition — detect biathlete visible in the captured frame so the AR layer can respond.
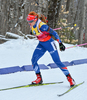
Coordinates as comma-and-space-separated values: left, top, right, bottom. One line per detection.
27, 11, 75, 87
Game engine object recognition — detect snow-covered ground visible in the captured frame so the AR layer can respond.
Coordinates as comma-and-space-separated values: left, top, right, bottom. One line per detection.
0, 38, 87, 100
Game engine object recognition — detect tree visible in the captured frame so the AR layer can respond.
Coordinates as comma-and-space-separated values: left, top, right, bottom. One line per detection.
0, 0, 48, 36
77, 0, 85, 44
47, 0, 62, 28
84, 0, 87, 46
65, 0, 87, 45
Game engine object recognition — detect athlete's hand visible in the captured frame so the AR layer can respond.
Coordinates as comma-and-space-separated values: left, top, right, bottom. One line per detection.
59, 43, 65, 51
30, 30, 33, 35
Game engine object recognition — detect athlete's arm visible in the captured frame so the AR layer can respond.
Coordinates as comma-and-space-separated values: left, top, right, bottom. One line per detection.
40, 24, 62, 43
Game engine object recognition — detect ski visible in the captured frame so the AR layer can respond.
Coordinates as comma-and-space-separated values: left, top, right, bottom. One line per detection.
57, 81, 84, 97
0, 81, 63, 91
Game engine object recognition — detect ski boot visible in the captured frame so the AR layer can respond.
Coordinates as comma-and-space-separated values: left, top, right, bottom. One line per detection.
32, 73, 43, 84
66, 74, 75, 87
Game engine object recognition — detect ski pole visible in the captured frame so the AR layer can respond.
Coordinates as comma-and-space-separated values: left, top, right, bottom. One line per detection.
65, 43, 87, 49
53, 24, 77, 31
53, 26, 72, 31
53, 27, 62, 30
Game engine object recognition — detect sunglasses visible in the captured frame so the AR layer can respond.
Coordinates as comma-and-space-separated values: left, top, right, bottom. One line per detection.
28, 20, 34, 23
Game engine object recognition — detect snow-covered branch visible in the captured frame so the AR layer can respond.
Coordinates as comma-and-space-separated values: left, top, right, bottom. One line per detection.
5, 32, 22, 39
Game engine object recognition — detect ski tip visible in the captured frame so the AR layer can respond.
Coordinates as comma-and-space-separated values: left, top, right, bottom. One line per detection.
57, 81, 85, 97
77, 81, 85, 85
57, 94, 62, 97
58, 81, 63, 83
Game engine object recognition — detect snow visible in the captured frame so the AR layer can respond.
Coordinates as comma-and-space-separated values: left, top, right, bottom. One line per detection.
0, 37, 87, 100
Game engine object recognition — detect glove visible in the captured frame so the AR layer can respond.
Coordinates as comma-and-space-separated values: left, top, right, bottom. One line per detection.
30, 30, 33, 35
59, 43, 65, 51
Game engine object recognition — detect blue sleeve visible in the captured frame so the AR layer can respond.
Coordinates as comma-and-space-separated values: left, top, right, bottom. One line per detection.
40, 25, 62, 43
40, 24, 49, 32
49, 28, 62, 43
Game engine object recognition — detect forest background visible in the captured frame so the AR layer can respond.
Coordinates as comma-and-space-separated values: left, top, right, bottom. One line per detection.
0, 0, 87, 46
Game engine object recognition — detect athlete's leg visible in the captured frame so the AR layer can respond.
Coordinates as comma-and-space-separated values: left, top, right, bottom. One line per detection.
31, 42, 46, 74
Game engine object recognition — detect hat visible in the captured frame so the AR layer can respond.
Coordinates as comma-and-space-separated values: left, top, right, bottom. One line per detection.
27, 14, 37, 22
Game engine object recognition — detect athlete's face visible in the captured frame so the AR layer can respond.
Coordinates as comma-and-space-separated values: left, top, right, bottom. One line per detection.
29, 21, 36, 28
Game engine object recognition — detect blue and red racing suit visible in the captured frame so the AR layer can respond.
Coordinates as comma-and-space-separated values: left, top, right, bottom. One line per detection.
31, 19, 70, 76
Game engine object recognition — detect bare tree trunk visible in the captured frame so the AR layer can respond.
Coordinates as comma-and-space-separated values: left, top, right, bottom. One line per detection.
66, 0, 71, 11
84, 0, 87, 46
48, 0, 62, 28
0, 0, 8, 35
78, 0, 85, 44
38, 0, 42, 16
73, 0, 79, 39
